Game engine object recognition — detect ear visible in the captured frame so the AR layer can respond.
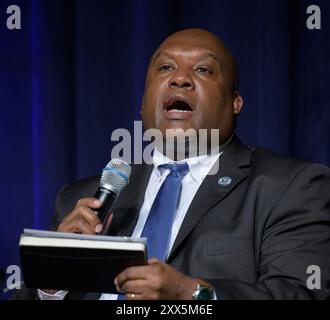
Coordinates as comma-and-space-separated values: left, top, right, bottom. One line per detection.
233, 91, 243, 114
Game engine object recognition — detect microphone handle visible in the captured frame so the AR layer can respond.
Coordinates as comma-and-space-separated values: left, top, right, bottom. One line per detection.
93, 187, 117, 224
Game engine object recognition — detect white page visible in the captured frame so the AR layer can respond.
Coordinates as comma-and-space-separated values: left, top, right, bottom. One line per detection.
23, 228, 147, 244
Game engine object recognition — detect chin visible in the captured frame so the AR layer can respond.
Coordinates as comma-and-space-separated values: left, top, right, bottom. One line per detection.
161, 121, 197, 132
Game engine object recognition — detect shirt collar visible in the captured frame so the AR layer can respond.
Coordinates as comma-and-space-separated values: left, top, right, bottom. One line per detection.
152, 135, 233, 183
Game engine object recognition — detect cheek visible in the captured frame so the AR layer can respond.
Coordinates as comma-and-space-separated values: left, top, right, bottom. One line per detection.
195, 88, 233, 128
144, 80, 166, 110
142, 91, 164, 129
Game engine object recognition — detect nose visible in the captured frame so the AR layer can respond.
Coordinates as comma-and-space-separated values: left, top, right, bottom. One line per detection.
169, 70, 195, 90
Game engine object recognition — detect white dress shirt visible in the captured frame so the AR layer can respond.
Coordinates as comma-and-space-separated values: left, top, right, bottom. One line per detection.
38, 147, 223, 300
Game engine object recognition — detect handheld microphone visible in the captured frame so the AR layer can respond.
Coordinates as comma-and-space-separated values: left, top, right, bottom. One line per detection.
93, 159, 131, 233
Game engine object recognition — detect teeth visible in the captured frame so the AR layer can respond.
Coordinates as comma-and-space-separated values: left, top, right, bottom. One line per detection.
168, 109, 191, 112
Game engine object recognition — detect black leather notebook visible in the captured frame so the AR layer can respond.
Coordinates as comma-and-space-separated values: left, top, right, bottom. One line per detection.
19, 229, 147, 293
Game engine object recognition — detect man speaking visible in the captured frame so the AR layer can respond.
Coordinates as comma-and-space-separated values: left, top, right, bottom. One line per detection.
13, 28, 330, 300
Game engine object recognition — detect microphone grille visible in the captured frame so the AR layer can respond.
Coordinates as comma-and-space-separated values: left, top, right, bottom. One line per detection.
100, 159, 132, 194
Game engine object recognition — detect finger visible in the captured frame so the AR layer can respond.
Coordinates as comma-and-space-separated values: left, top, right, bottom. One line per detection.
115, 266, 149, 287
61, 211, 78, 224
58, 217, 95, 234
126, 293, 143, 300
116, 279, 152, 300
60, 207, 99, 231
74, 218, 96, 234
76, 205, 102, 229
119, 279, 145, 295
61, 199, 101, 224
75, 198, 103, 210
122, 281, 161, 300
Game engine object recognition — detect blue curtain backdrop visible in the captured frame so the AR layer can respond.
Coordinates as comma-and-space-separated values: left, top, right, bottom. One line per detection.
0, 0, 329, 298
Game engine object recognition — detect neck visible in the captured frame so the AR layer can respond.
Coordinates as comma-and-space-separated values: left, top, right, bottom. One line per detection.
155, 134, 234, 161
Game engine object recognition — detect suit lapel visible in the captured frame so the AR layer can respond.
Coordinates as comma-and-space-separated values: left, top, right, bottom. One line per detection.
168, 136, 253, 260
109, 163, 153, 237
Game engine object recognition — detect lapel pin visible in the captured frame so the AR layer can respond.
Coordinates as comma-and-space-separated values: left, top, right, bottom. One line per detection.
218, 176, 232, 187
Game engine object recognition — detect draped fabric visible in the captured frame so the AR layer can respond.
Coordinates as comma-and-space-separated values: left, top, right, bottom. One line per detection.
0, 0, 329, 299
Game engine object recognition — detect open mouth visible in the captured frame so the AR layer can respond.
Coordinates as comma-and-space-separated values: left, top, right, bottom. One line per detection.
165, 100, 193, 113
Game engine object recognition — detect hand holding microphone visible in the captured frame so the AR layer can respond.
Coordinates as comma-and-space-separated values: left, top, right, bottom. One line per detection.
58, 159, 131, 235
57, 198, 104, 234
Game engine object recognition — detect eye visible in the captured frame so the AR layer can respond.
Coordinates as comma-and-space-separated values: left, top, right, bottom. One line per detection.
196, 67, 212, 75
159, 65, 175, 72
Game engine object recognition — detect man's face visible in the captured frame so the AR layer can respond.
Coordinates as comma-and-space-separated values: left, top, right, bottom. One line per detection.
141, 30, 242, 144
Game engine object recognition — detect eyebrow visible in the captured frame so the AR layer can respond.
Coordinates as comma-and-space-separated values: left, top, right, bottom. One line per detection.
152, 51, 221, 65
151, 52, 173, 64
200, 52, 220, 63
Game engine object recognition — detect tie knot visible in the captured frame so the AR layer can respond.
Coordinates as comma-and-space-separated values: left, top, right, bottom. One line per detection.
159, 162, 189, 178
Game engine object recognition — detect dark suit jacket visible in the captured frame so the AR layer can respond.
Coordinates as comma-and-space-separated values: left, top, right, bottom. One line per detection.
12, 136, 330, 300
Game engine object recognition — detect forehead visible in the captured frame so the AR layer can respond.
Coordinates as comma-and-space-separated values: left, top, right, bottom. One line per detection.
150, 33, 228, 68
153, 49, 220, 64
159, 32, 222, 51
